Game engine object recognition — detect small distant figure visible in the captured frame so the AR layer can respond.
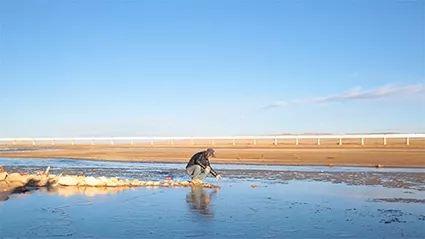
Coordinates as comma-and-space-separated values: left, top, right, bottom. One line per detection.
186, 148, 222, 183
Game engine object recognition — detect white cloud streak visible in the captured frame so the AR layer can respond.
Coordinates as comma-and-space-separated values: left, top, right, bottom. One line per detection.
264, 83, 425, 109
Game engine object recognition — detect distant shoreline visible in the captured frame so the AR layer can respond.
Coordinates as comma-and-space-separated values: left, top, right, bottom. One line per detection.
2, 156, 425, 169
1, 144, 424, 168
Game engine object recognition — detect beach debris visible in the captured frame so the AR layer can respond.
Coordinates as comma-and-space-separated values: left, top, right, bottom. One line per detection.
6, 173, 31, 185
84, 176, 104, 187
0, 172, 7, 181
0, 167, 219, 196
44, 166, 51, 175
58, 175, 79, 186
34, 174, 49, 187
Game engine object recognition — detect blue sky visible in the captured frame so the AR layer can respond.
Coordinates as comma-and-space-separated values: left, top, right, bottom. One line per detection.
1, 0, 424, 137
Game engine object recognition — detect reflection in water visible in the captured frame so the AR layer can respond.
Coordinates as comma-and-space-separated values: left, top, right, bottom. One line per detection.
0, 183, 37, 202
0, 191, 11, 201
186, 186, 218, 217
45, 186, 131, 197
0, 186, 131, 202
1, 163, 424, 238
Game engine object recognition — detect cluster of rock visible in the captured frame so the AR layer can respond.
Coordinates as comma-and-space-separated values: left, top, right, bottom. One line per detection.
0, 166, 218, 194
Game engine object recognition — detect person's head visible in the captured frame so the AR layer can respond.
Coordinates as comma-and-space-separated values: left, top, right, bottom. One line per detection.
205, 148, 216, 158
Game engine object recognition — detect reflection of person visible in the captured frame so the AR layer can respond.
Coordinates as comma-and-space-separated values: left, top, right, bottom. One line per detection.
186, 187, 218, 216
186, 148, 222, 183
0, 192, 10, 201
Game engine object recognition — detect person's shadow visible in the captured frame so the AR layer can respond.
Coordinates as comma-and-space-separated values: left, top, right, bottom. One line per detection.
186, 186, 219, 217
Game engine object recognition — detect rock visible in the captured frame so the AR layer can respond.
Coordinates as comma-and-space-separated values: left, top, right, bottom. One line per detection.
179, 181, 190, 187
0, 168, 216, 191
167, 181, 176, 187
84, 176, 98, 187
0, 172, 7, 181
25, 175, 41, 187
2, 181, 25, 190
47, 174, 59, 185
84, 176, 107, 187
0, 181, 10, 191
36, 175, 49, 187
130, 179, 141, 186
106, 177, 120, 187
119, 179, 130, 186
191, 179, 203, 186
203, 183, 218, 188
116, 179, 127, 187
58, 176, 79, 186
0, 166, 4, 173
6, 173, 30, 184
97, 177, 109, 186
77, 176, 86, 186
48, 177, 59, 187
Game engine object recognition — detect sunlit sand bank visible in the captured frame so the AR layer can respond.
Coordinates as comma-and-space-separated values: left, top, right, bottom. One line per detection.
1, 138, 424, 167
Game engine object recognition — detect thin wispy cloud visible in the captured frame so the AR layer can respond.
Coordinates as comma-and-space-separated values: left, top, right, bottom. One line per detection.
264, 83, 425, 109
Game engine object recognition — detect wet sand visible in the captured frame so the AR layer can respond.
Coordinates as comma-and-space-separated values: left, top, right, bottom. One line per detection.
1, 158, 424, 238
1, 143, 425, 167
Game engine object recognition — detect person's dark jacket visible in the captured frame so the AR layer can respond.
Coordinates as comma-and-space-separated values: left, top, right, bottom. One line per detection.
186, 151, 218, 177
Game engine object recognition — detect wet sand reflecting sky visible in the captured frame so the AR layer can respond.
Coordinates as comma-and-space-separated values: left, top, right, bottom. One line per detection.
0, 158, 424, 238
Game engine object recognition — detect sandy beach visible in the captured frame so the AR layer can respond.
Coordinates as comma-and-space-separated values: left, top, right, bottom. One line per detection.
1, 138, 424, 167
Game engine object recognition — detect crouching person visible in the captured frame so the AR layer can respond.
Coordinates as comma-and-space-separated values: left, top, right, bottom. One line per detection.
186, 148, 222, 184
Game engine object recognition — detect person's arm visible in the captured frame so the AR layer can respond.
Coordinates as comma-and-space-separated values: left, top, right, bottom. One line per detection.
205, 160, 220, 178
210, 167, 222, 180
209, 167, 218, 177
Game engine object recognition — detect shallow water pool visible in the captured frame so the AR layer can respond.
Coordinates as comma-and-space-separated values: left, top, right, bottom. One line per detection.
0, 158, 424, 238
